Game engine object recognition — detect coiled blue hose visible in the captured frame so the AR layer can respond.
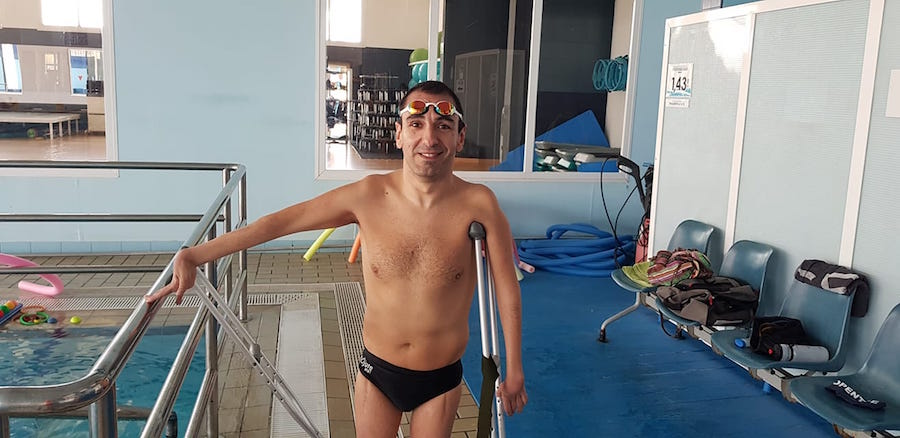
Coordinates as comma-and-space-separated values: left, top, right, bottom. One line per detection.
517, 223, 634, 277
592, 55, 628, 92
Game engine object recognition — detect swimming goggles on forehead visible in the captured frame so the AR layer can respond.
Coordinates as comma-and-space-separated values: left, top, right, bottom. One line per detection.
398, 100, 464, 121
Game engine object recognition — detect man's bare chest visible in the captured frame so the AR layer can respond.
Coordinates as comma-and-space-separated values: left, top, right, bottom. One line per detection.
363, 231, 474, 284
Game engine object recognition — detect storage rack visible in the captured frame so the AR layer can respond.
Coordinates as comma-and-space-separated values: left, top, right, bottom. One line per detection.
348, 74, 404, 157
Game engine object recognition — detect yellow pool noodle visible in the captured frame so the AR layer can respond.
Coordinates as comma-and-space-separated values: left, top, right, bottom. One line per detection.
303, 228, 336, 261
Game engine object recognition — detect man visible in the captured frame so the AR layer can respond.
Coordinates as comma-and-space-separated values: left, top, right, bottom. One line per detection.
147, 81, 527, 437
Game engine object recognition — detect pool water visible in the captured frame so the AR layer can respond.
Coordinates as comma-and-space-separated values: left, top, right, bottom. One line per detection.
1, 326, 206, 438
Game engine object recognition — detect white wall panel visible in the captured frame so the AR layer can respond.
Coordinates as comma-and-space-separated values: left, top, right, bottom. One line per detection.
651, 16, 747, 266
733, 0, 868, 312
848, 0, 900, 370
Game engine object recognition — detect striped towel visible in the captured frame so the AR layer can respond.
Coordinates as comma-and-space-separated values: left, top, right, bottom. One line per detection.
647, 249, 712, 286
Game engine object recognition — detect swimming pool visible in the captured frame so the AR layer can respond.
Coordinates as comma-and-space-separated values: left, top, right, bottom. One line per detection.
1, 326, 206, 438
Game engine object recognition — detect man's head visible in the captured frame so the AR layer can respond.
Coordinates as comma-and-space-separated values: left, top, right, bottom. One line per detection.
398, 81, 466, 132
395, 81, 467, 179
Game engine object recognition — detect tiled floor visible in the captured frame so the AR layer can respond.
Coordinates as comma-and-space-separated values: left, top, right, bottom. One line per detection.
0, 134, 107, 161
0, 250, 480, 437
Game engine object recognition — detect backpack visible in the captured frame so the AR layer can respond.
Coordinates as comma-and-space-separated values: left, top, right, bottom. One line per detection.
749, 316, 826, 361
656, 276, 759, 328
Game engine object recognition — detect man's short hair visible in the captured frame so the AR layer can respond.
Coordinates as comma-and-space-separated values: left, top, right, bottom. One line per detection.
399, 80, 466, 131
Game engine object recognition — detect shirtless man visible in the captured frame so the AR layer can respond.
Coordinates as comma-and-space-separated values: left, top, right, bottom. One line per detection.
147, 81, 527, 437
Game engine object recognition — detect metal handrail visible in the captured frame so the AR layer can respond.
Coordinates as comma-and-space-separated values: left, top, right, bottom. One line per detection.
0, 265, 166, 274
0, 213, 223, 222
0, 160, 241, 171
0, 161, 249, 438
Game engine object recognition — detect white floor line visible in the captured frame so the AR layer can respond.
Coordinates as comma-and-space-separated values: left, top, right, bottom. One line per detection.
271, 293, 330, 438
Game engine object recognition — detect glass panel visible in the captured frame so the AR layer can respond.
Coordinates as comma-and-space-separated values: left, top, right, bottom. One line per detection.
323, 0, 530, 173
68, 49, 101, 95
530, 0, 620, 173
1, 44, 23, 92
444, 0, 530, 172
41, 0, 79, 27
324, 0, 426, 171
328, 0, 362, 43
78, 0, 103, 29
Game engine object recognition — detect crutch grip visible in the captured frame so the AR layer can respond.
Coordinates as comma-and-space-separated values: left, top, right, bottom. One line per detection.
469, 221, 486, 240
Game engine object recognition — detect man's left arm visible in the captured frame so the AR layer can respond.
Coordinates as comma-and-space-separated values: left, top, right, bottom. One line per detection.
480, 188, 528, 416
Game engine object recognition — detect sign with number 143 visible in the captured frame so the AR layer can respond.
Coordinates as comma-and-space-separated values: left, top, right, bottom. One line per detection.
665, 63, 693, 98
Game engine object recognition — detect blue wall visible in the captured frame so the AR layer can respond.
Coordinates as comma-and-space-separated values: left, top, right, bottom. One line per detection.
627, 0, 702, 168
0, 0, 710, 253
722, 0, 759, 6
625, 0, 759, 171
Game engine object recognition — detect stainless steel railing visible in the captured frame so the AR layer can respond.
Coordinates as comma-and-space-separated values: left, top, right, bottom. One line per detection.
0, 160, 249, 438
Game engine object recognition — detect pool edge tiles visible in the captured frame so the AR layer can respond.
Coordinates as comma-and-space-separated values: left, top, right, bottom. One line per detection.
271, 293, 330, 438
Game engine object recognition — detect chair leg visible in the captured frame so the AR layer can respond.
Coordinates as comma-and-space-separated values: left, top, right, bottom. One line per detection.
657, 311, 684, 339
598, 293, 642, 343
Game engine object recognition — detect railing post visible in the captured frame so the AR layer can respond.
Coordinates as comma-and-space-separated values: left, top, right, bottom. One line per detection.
223, 168, 234, 305
205, 227, 219, 438
239, 173, 249, 322
89, 383, 117, 438
1, 414, 10, 438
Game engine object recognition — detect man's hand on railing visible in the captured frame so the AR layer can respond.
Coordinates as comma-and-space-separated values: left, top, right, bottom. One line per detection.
145, 248, 198, 305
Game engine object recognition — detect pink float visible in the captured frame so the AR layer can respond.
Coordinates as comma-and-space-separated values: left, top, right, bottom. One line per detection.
0, 253, 65, 296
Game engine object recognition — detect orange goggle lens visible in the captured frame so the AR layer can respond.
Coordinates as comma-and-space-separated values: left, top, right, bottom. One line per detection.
399, 100, 463, 120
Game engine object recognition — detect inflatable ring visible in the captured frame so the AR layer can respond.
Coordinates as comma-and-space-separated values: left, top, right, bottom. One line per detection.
0, 253, 65, 296
21, 305, 46, 314
19, 311, 49, 325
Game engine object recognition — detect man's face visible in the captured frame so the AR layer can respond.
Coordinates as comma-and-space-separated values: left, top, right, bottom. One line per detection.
395, 90, 466, 179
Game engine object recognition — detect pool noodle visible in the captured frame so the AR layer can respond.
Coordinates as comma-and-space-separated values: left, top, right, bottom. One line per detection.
517, 260, 536, 274
303, 228, 336, 261
348, 234, 362, 264
511, 240, 535, 274
0, 303, 23, 326
0, 253, 65, 296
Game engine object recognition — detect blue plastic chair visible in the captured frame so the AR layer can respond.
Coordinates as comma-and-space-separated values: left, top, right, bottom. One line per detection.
788, 303, 900, 433
710, 277, 855, 373
654, 240, 774, 338
599, 219, 715, 342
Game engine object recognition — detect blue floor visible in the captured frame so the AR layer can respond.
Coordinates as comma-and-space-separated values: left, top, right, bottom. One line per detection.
462, 270, 836, 437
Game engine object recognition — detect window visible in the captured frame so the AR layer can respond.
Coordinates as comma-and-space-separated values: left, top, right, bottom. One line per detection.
44, 53, 59, 73
327, 0, 362, 43
1, 44, 23, 92
317, 0, 638, 180
69, 49, 102, 95
0, 0, 117, 174
41, 0, 102, 29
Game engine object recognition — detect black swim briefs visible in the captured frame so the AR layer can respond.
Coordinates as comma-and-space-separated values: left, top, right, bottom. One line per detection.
358, 347, 463, 412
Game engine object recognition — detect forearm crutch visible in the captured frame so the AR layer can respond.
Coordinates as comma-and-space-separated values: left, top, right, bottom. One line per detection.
469, 222, 506, 438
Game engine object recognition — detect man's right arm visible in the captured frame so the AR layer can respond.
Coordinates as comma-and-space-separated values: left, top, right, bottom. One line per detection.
146, 178, 369, 303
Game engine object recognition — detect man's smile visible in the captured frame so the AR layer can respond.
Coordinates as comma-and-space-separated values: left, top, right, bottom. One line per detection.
417, 150, 444, 159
